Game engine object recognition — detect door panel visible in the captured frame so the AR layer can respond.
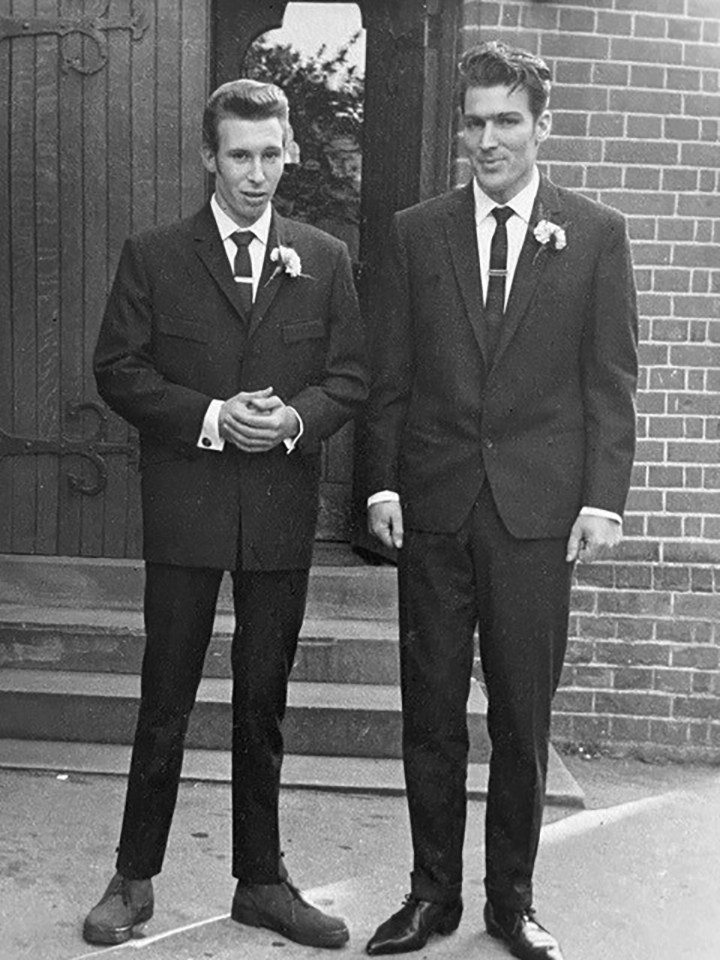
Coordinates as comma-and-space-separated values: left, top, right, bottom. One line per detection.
0, 0, 209, 557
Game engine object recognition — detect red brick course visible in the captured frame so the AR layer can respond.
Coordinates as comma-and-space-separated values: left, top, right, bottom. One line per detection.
463, 0, 720, 761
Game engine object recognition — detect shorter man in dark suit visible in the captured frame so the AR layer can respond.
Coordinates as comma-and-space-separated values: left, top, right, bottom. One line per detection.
83, 79, 366, 949
364, 42, 638, 960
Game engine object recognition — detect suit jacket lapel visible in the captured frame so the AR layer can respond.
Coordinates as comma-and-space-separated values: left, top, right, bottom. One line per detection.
191, 204, 252, 322
248, 212, 289, 339
492, 176, 563, 368
444, 182, 488, 358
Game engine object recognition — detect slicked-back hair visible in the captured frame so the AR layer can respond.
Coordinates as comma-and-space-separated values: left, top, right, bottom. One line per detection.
202, 78, 293, 154
457, 41, 552, 120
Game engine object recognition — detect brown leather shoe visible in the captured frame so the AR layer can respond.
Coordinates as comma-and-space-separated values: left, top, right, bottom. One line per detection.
83, 872, 154, 945
366, 896, 463, 955
484, 901, 564, 960
232, 879, 349, 948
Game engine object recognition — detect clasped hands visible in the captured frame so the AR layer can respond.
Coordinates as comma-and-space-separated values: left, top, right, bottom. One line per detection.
368, 501, 621, 562
218, 387, 299, 453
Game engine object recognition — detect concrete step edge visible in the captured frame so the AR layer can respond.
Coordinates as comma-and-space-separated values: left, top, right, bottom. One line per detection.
0, 606, 399, 641
0, 555, 398, 615
0, 739, 584, 808
0, 668, 488, 713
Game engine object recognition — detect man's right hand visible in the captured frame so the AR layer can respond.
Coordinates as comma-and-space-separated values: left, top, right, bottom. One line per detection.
368, 501, 404, 550
218, 387, 288, 452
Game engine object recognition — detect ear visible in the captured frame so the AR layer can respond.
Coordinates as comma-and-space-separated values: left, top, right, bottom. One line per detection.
200, 145, 217, 175
536, 110, 552, 143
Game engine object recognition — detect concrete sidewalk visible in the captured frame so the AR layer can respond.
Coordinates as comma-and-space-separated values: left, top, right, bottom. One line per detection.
1, 756, 719, 960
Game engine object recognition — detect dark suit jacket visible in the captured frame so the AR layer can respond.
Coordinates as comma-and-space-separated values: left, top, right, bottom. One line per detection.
365, 176, 638, 539
94, 204, 367, 570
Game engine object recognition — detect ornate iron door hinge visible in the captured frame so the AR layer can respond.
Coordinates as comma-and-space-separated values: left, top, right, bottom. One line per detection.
0, 401, 138, 496
0, 1, 150, 75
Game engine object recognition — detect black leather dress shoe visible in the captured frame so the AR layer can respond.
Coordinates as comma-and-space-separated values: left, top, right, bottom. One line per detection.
484, 901, 565, 960
366, 896, 463, 955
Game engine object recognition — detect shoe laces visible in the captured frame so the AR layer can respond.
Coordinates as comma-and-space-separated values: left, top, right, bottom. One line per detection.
109, 874, 146, 909
494, 905, 539, 935
399, 893, 423, 911
523, 907, 544, 931
119, 879, 132, 908
518, 908, 554, 941
283, 880, 311, 914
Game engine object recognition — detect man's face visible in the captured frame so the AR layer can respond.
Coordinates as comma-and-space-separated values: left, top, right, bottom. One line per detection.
202, 116, 286, 227
460, 84, 551, 204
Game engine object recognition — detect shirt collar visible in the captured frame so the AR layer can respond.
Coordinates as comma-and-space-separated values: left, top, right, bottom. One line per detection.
210, 193, 272, 247
472, 166, 540, 225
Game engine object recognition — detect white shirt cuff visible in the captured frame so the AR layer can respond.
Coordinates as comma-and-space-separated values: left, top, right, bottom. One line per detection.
581, 506, 622, 526
368, 490, 400, 507
366, 497, 620, 525
198, 399, 225, 451
283, 406, 303, 453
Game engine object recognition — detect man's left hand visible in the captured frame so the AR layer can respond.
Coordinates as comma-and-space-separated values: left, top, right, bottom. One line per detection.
219, 388, 300, 452
566, 514, 621, 563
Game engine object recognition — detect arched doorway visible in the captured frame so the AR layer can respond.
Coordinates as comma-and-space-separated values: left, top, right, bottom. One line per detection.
212, 0, 462, 549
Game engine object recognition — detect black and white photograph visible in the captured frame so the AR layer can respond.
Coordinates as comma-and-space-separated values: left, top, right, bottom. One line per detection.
1, 2, 719, 959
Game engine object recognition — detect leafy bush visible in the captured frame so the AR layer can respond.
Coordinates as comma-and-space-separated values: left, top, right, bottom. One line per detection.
244, 33, 364, 226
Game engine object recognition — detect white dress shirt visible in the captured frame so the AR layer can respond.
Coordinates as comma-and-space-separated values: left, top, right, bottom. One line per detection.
368, 169, 621, 527
474, 166, 539, 308
214, 193, 271, 300
197, 195, 302, 453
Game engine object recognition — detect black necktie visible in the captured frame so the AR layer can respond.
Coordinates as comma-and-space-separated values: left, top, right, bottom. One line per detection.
485, 207, 514, 361
230, 230, 254, 314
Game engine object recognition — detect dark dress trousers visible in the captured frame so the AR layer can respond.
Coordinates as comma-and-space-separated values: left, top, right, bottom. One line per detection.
365, 177, 638, 911
94, 204, 367, 882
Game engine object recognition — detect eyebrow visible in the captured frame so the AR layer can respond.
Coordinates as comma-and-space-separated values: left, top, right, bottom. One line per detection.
227, 145, 282, 154
463, 110, 523, 121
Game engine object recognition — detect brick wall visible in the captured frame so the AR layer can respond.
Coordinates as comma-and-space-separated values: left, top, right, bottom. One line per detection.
461, 0, 720, 761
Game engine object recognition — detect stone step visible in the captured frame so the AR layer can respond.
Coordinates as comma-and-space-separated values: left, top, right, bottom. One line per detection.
0, 555, 585, 807
0, 607, 401, 685
0, 738, 585, 807
0, 668, 492, 763
0, 554, 399, 621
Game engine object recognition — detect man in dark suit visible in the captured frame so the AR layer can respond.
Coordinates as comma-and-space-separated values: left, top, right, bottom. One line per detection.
364, 42, 637, 960
84, 79, 366, 949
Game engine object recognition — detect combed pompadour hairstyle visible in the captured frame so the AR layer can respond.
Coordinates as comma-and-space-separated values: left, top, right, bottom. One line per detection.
457, 41, 552, 119
202, 78, 293, 153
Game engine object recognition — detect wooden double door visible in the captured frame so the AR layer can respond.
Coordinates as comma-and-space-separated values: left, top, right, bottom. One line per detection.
0, 0, 460, 558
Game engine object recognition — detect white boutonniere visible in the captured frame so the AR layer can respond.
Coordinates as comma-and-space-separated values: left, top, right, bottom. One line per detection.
267, 245, 314, 284
532, 219, 568, 260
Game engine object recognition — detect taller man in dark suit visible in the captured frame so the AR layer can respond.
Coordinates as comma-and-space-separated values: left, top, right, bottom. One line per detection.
84, 79, 366, 949
364, 43, 637, 960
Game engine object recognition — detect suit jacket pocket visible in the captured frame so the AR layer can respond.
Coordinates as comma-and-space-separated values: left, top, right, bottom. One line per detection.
156, 315, 209, 343
282, 320, 326, 343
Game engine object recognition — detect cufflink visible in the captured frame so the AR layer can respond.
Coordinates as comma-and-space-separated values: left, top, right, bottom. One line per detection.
201, 437, 212, 447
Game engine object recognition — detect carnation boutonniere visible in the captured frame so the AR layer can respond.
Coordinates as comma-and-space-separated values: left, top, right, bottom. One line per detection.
532, 218, 568, 264
266, 245, 314, 285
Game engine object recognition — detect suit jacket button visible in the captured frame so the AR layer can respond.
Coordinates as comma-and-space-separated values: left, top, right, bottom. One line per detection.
484, 438, 493, 449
